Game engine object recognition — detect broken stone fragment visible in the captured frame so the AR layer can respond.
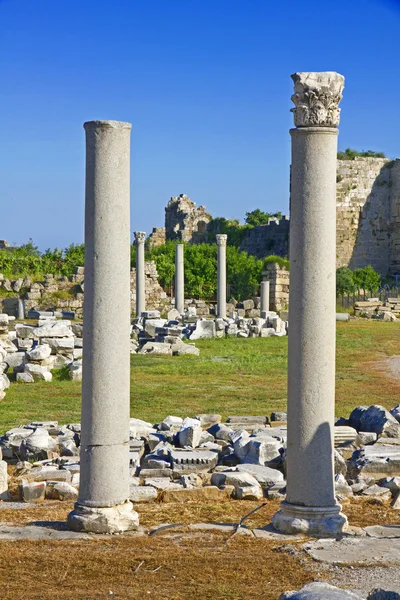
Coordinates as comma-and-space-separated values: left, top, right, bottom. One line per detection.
279, 581, 364, 599
20, 480, 46, 503
129, 485, 157, 503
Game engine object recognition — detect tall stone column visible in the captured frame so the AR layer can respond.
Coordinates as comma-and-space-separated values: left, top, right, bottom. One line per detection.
134, 231, 146, 317
175, 244, 185, 314
272, 73, 347, 537
68, 120, 138, 534
260, 280, 270, 315
216, 234, 227, 318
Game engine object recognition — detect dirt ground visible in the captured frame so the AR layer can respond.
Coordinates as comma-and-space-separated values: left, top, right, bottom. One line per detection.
0, 497, 399, 599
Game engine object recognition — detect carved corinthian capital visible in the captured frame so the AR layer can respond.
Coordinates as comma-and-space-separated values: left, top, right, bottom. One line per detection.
216, 234, 227, 247
134, 231, 146, 244
291, 72, 345, 128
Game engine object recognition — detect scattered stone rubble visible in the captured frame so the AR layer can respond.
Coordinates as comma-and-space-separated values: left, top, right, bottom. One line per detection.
354, 298, 399, 321
132, 306, 287, 355
280, 583, 400, 599
2, 403, 400, 512
0, 313, 83, 395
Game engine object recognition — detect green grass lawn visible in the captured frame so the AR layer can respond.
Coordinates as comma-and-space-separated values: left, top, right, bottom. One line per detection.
0, 320, 399, 431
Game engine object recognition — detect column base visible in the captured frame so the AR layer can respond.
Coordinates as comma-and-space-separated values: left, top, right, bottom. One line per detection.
67, 500, 139, 534
271, 501, 348, 538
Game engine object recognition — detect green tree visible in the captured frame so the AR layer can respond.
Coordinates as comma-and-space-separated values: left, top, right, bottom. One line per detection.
352, 265, 381, 293
337, 148, 386, 160
336, 267, 355, 295
244, 209, 283, 226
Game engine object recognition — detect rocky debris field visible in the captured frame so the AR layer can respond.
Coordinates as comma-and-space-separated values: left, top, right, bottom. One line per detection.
0, 304, 288, 399
1, 403, 400, 516
280, 582, 400, 599
132, 306, 287, 355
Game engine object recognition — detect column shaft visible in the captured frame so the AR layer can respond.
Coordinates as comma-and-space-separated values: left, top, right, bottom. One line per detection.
272, 72, 347, 537
216, 235, 227, 318
175, 244, 184, 314
135, 233, 146, 317
68, 120, 138, 534
286, 127, 337, 506
260, 280, 270, 314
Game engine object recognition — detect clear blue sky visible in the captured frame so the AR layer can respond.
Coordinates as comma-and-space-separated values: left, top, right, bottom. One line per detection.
1, 0, 399, 249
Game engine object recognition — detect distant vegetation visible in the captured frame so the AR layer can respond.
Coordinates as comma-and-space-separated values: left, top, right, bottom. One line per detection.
263, 255, 290, 271
244, 209, 283, 226
336, 265, 381, 295
337, 148, 386, 160
138, 241, 264, 301
0, 240, 85, 279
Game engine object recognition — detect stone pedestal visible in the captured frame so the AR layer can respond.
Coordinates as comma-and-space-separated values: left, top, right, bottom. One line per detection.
216, 234, 227, 319
272, 72, 347, 537
134, 231, 146, 318
68, 120, 138, 534
260, 280, 270, 314
175, 244, 184, 314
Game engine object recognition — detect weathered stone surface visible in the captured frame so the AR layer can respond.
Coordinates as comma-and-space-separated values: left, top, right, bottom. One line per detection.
33, 322, 73, 338
349, 405, 400, 438
304, 536, 400, 565
139, 342, 172, 356
26, 344, 52, 361
25, 466, 71, 483
24, 363, 52, 382
194, 414, 221, 427
351, 445, 400, 480
68, 502, 140, 534
236, 463, 284, 486
20, 480, 46, 503
0, 460, 8, 499
280, 582, 365, 599
178, 418, 202, 449
170, 448, 218, 472
160, 486, 231, 503
189, 319, 216, 340
235, 484, 263, 500
49, 482, 79, 501
173, 344, 200, 356
211, 471, 260, 490
368, 590, 400, 600
129, 485, 157, 502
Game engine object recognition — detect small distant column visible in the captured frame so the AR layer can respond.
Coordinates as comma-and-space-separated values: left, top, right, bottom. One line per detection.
134, 231, 146, 317
272, 72, 347, 537
216, 234, 227, 319
68, 120, 138, 534
17, 299, 25, 320
260, 281, 270, 315
175, 244, 184, 314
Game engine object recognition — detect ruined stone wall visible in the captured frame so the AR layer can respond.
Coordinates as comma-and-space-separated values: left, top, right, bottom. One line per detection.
262, 263, 289, 311
389, 161, 400, 275
240, 217, 290, 259
1, 261, 169, 318
336, 157, 397, 275
165, 194, 211, 243
130, 260, 169, 314
147, 227, 166, 249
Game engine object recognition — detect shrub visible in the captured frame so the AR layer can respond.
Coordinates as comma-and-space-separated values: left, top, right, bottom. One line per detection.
336, 267, 356, 295
352, 265, 381, 293
263, 255, 290, 270
337, 148, 386, 160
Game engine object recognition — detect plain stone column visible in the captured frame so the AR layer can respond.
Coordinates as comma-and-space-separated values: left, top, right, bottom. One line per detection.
272, 73, 347, 537
68, 120, 138, 534
260, 280, 270, 315
134, 231, 146, 317
216, 234, 227, 318
175, 244, 184, 314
